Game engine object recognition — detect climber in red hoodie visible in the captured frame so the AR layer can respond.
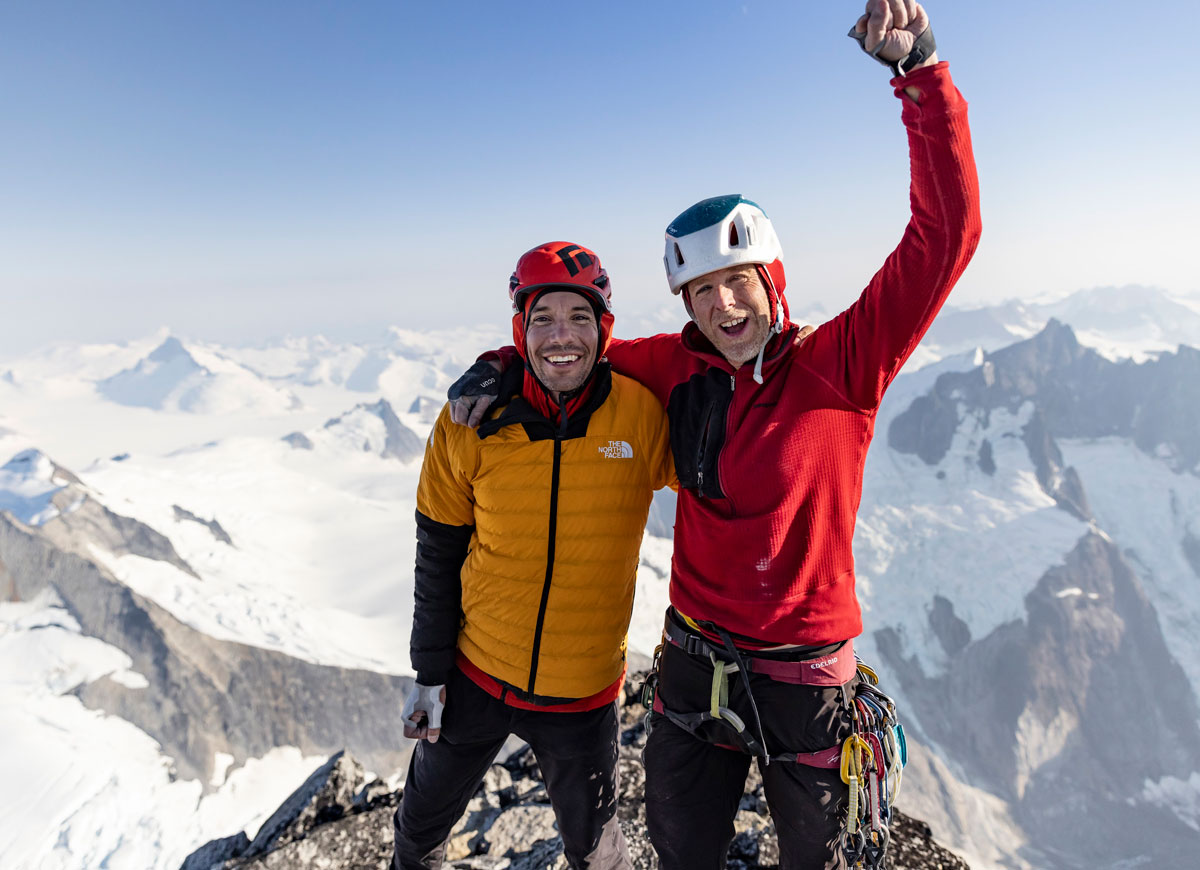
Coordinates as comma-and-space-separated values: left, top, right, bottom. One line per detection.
445, 3, 980, 867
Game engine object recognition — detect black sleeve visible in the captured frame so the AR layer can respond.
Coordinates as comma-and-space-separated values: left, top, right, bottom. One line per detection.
410, 509, 473, 685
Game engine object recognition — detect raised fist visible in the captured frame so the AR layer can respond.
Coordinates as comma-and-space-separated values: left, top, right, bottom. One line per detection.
853, 0, 934, 67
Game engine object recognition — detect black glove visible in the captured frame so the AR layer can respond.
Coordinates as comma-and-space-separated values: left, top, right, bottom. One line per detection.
448, 360, 502, 402
847, 24, 936, 77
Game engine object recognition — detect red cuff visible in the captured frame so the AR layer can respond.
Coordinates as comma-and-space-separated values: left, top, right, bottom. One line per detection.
892, 61, 964, 116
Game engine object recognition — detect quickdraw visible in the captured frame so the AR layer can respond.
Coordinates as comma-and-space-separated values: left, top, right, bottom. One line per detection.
838, 659, 906, 870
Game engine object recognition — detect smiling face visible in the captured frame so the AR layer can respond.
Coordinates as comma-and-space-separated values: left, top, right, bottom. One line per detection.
524, 290, 600, 399
685, 265, 771, 366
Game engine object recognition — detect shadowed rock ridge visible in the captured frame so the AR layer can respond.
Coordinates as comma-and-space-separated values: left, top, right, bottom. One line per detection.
183, 674, 970, 870
878, 320, 1200, 867
877, 532, 1200, 868
889, 320, 1200, 477
0, 512, 412, 784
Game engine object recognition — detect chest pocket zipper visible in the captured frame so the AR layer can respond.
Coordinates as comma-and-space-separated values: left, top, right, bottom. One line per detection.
696, 403, 715, 491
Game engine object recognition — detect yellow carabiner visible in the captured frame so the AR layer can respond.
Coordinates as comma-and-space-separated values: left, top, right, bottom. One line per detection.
840, 733, 873, 785
856, 662, 879, 685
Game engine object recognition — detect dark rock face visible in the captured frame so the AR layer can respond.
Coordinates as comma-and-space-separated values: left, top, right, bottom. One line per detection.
927, 595, 971, 658
408, 396, 442, 423
283, 431, 315, 450
975, 439, 995, 476
181, 833, 252, 870
0, 514, 413, 785
0, 553, 12, 601
40, 493, 199, 578
876, 533, 1200, 869
174, 504, 235, 546
886, 390, 959, 467
365, 400, 425, 462
1183, 529, 1200, 580
185, 675, 970, 870
247, 752, 368, 856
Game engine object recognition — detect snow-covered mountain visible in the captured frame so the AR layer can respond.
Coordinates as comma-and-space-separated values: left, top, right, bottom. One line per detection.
851, 319, 1200, 868
284, 398, 424, 462
98, 336, 303, 414
2, 285, 1199, 869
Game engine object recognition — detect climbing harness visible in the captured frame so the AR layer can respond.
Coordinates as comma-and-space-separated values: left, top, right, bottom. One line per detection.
639, 610, 907, 869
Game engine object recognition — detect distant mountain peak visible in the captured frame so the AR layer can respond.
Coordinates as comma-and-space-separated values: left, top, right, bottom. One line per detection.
97, 336, 300, 414
147, 335, 198, 364
288, 398, 424, 462
1, 448, 81, 493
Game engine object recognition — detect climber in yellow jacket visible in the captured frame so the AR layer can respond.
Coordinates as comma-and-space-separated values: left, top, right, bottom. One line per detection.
392, 241, 675, 870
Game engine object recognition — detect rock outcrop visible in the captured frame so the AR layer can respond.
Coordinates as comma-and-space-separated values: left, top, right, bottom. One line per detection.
174, 504, 235, 546
184, 674, 970, 870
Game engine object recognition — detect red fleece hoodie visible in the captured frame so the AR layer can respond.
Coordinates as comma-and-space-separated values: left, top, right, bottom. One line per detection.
490, 63, 981, 646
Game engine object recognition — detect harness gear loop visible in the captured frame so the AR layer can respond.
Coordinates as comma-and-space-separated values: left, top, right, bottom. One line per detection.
709, 655, 727, 720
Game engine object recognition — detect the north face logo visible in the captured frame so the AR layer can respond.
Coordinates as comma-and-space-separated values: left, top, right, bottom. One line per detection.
598, 440, 633, 459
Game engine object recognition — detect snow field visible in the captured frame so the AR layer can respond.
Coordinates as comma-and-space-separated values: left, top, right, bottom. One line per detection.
0, 593, 327, 870
856, 392, 1089, 677
81, 434, 421, 673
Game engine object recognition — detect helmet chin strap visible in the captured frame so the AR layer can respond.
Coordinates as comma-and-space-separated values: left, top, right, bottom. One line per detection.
751, 275, 785, 385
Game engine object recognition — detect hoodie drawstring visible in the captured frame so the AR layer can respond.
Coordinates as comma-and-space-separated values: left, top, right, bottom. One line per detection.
752, 287, 786, 384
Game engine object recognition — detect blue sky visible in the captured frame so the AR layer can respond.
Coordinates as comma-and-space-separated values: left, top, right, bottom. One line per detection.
1, 1, 1195, 353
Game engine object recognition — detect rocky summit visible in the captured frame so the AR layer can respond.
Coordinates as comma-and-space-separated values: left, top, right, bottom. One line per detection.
183, 674, 969, 870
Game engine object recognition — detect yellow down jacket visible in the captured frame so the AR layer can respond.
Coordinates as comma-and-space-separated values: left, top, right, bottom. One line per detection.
416, 370, 674, 702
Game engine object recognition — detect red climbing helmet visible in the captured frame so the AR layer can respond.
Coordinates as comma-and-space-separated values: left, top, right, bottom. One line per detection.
508, 242, 612, 314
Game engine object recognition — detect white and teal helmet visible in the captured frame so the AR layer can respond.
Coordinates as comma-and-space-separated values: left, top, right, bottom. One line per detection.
663, 194, 785, 296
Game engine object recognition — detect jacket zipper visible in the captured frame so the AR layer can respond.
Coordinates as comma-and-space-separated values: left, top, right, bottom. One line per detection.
526, 411, 568, 695
696, 404, 714, 491
697, 375, 735, 494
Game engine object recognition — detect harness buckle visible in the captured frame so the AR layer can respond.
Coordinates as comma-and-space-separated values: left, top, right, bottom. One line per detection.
684, 632, 713, 657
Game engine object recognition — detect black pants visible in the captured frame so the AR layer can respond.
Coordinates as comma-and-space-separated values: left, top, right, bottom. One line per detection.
644, 639, 859, 870
392, 667, 630, 869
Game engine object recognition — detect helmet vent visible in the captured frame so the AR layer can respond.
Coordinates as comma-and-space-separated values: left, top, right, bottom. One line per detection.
674, 243, 685, 266
729, 223, 740, 247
